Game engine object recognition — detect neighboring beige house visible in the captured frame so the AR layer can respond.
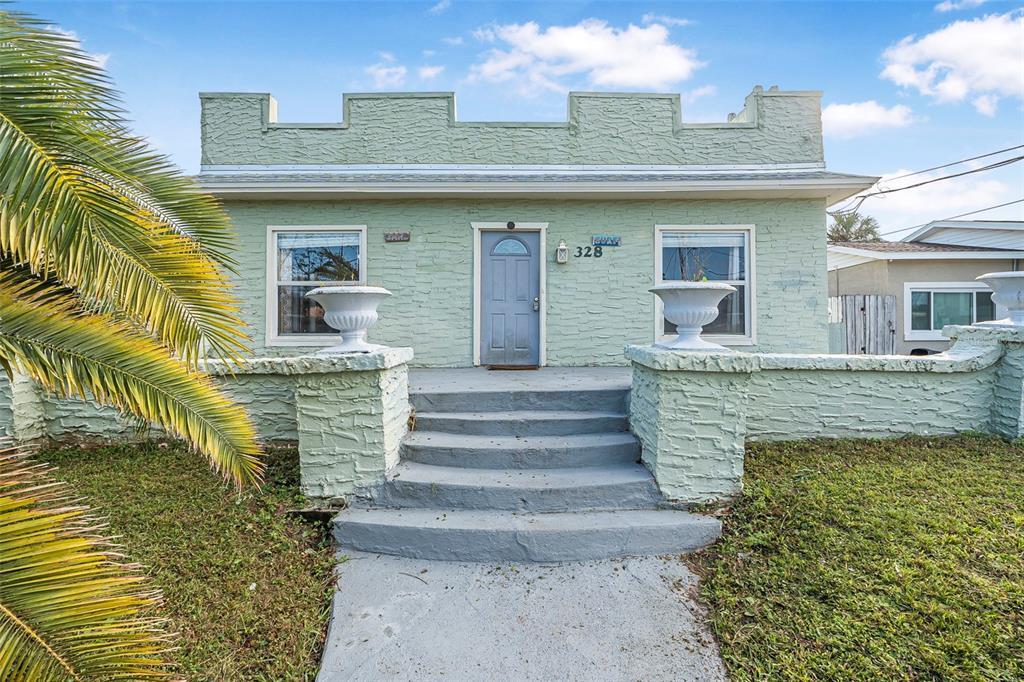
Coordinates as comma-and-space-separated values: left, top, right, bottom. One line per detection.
828, 220, 1024, 355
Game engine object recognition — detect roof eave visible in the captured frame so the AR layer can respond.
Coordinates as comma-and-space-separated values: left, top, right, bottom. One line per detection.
200, 177, 876, 204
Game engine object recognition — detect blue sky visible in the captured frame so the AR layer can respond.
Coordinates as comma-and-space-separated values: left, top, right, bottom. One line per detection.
21, 0, 1024, 237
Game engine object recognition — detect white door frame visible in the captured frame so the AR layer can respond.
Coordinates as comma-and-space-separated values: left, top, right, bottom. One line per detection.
472, 222, 548, 366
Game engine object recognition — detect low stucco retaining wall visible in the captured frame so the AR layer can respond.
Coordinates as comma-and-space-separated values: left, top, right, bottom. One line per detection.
0, 348, 414, 501
627, 325, 1023, 503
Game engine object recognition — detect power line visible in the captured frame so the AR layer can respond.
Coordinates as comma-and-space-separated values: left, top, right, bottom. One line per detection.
828, 143, 1024, 216
877, 198, 1024, 238
829, 155, 1024, 217
883, 144, 1024, 183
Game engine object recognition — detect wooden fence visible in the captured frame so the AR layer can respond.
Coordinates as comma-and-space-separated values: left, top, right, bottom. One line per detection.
828, 295, 896, 355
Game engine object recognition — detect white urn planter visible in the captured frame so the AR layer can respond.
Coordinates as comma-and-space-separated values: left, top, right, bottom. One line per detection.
976, 272, 1024, 327
651, 282, 736, 351
305, 286, 392, 353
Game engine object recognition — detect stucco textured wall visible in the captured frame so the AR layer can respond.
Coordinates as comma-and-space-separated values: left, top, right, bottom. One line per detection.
295, 363, 409, 499
627, 327, 1017, 503
200, 89, 823, 167
630, 364, 748, 502
227, 197, 828, 365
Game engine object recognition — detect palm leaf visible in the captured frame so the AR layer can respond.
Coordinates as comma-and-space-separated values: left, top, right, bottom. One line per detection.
0, 11, 248, 364
0, 443, 175, 681
0, 271, 263, 486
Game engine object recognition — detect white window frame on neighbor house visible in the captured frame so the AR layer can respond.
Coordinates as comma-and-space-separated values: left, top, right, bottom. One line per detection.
653, 224, 757, 346
266, 225, 367, 346
903, 281, 997, 342
471, 222, 548, 367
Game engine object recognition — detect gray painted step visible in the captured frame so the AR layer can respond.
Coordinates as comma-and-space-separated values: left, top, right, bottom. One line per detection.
400, 431, 641, 469
410, 388, 627, 414
375, 461, 660, 512
333, 508, 721, 562
414, 410, 628, 436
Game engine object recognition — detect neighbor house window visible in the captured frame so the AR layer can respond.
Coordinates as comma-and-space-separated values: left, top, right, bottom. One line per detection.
904, 283, 996, 341
655, 226, 755, 344
267, 226, 366, 344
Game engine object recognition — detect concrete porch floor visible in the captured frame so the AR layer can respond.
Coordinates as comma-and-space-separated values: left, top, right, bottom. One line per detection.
409, 367, 632, 393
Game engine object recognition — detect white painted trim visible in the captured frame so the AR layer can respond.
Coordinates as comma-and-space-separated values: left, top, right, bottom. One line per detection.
265, 225, 368, 347
827, 244, 1024, 264
653, 224, 757, 346
471, 222, 548, 367
901, 220, 1024, 244
202, 162, 828, 173
902, 281, 998, 342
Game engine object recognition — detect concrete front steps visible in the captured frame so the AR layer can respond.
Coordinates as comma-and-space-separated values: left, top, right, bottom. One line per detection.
333, 374, 721, 562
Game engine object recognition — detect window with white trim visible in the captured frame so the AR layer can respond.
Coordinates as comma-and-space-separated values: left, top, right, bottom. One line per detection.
656, 227, 754, 343
268, 226, 366, 343
904, 283, 996, 341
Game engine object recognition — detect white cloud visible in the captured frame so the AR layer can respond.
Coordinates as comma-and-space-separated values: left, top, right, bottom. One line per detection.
441, 36, 464, 46
641, 13, 693, 27
681, 85, 717, 105
848, 165, 1023, 235
469, 19, 704, 94
48, 26, 110, 68
377, 51, 397, 63
935, 0, 986, 12
366, 62, 407, 88
821, 101, 915, 138
418, 65, 445, 80
881, 10, 1024, 115
422, 49, 436, 58
429, 0, 452, 14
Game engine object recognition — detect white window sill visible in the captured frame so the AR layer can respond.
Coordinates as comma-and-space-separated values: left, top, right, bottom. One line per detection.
658, 335, 755, 347
266, 336, 338, 347
904, 331, 951, 342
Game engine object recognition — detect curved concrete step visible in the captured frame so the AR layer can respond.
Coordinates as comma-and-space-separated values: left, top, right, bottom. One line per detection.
376, 462, 659, 512
414, 410, 628, 436
411, 388, 627, 414
401, 431, 641, 469
333, 508, 721, 562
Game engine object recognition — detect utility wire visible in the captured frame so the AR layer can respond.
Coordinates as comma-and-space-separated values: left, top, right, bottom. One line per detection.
828, 144, 1024, 216
829, 155, 1024, 217
877, 198, 1024, 238
883, 144, 1024, 183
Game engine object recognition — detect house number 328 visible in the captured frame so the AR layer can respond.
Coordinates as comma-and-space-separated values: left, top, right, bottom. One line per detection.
574, 246, 603, 258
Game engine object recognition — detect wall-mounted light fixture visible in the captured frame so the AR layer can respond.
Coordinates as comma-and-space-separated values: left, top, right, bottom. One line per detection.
556, 240, 569, 264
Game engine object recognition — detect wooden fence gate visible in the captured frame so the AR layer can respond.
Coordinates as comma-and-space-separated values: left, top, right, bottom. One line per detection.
828, 295, 896, 355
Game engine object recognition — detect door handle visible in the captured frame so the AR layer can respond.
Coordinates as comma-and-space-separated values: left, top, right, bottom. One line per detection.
533, 297, 540, 311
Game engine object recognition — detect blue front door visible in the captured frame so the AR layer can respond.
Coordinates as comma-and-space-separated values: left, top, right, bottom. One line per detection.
480, 231, 541, 366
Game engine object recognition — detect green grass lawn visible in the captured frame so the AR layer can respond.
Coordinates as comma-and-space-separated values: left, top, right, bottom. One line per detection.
40, 441, 336, 682
692, 434, 1024, 681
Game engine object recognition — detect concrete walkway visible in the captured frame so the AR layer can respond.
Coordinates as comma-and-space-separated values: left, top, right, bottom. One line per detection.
316, 551, 727, 681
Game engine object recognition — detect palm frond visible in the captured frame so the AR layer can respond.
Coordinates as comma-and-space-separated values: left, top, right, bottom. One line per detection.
0, 443, 175, 681
0, 11, 248, 364
0, 272, 264, 487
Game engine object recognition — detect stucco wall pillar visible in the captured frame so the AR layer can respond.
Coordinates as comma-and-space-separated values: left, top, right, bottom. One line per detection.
947, 326, 1024, 439
292, 348, 413, 500
627, 349, 756, 503
10, 373, 46, 442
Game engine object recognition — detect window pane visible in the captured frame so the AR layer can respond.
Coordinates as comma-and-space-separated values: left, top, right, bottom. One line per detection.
491, 238, 529, 255
664, 286, 746, 336
277, 231, 360, 282
976, 291, 995, 322
910, 291, 931, 330
932, 292, 972, 328
277, 285, 334, 335
662, 232, 746, 282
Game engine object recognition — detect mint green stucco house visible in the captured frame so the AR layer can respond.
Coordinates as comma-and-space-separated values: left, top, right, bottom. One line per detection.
196, 86, 874, 367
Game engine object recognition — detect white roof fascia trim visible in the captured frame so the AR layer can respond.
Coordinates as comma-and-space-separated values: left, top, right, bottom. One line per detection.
827, 245, 1024, 261
901, 220, 1024, 243
201, 178, 871, 192
200, 162, 827, 174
